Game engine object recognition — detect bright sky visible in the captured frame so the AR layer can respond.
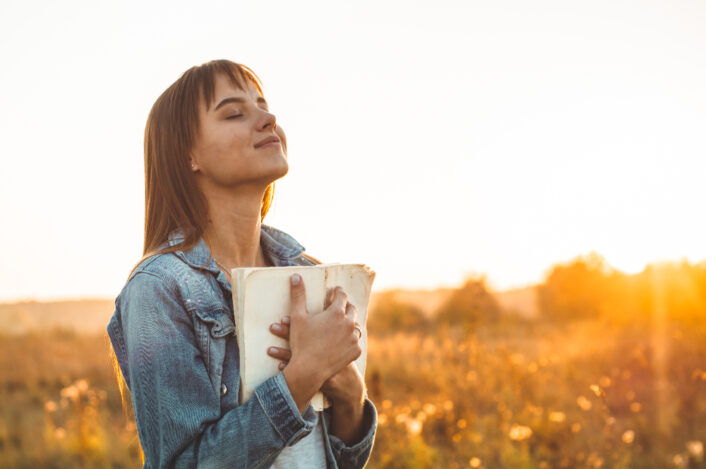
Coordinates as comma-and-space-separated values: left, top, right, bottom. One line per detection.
1, 0, 705, 302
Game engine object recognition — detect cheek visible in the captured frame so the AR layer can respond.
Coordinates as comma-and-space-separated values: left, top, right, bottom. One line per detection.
203, 131, 251, 163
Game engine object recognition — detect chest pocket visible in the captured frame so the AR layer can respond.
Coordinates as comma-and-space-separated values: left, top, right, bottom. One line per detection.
192, 306, 235, 388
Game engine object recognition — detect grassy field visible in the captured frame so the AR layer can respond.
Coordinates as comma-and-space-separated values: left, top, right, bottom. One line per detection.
1, 314, 704, 468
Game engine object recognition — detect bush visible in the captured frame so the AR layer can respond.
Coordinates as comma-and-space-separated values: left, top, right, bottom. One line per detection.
368, 293, 429, 334
435, 276, 500, 331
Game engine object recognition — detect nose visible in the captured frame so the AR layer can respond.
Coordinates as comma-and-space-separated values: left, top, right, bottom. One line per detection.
258, 109, 277, 131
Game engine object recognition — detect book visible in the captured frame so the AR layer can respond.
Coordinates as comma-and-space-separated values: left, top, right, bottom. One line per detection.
230, 263, 376, 411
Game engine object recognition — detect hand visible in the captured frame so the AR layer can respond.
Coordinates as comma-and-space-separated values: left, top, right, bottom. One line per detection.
273, 277, 362, 411
268, 283, 364, 405
269, 319, 365, 405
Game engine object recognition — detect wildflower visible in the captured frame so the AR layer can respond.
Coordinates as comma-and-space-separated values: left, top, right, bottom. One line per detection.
577, 396, 592, 411
423, 403, 436, 415
75, 379, 89, 393
686, 440, 703, 459
406, 418, 422, 435
60, 385, 79, 402
457, 419, 467, 429
469, 457, 482, 468
549, 411, 566, 423
587, 453, 604, 468
508, 423, 532, 441
622, 430, 635, 444
589, 384, 604, 398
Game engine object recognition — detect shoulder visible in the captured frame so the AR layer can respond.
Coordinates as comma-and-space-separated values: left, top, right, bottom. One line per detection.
119, 252, 195, 308
127, 251, 192, 283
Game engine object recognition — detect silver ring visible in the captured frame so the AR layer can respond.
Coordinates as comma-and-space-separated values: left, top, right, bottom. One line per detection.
354, 322, 363, 340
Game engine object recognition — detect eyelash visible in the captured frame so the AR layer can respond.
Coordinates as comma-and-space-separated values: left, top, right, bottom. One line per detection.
226, 114, 243, 120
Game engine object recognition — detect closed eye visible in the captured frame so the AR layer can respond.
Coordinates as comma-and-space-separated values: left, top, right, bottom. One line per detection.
226, 114, 243, 120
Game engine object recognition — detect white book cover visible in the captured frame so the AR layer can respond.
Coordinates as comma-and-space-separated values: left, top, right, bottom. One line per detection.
230, 263, 375, 411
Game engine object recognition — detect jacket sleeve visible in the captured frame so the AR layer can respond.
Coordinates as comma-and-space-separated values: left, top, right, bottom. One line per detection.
326, 397, 378, 469
110, 271, 318, 469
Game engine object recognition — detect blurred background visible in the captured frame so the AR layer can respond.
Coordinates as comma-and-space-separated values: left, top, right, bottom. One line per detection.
1, 0, 705, 467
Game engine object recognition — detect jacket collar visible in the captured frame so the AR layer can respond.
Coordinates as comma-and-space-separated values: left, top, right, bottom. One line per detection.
163, 223, 306, 275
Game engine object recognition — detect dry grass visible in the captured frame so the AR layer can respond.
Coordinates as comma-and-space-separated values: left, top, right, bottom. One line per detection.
365, 318, 706, 468
0, 315, 704, 468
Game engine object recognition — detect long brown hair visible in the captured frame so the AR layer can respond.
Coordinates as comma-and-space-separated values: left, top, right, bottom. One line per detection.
109, 60, 280, 464
128, 59, 280, 280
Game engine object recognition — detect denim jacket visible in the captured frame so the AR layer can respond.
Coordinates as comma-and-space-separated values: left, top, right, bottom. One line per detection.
107, 224, 377, 468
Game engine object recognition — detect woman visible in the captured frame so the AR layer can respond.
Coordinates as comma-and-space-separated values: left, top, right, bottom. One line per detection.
106, 59, 377, 468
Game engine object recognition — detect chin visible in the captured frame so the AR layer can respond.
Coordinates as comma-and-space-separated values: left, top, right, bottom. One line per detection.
257, 157, 288, 184
270, 160, 289, 181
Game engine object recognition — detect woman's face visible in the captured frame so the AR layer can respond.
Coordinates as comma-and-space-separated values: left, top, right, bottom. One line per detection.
190, 72, 288, 188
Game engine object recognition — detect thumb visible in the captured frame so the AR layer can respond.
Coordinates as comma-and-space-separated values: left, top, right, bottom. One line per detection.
289, 273, 308, 317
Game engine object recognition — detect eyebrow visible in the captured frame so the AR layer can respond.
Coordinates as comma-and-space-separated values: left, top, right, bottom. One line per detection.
213, 96, 268, 111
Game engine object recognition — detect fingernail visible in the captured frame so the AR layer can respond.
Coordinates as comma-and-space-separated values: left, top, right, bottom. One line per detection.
279, 362, 286, 370
291, 273, 300, 285
271, 323, 281, 331
281, 316, 290, 325
269, 347, 278, 354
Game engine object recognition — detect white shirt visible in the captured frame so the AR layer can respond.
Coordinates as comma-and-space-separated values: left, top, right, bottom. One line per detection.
271, 411, 327, 469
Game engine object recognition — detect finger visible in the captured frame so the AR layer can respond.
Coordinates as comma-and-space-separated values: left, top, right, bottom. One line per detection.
269, 322, 290, 339
324, 287, 335, 309
289, 273, 308, 317
267, 346, 292, 361
353, 322, 363, 340
328, 286, 348, 315
278, 361, 288, 371
345, 302, 358, 320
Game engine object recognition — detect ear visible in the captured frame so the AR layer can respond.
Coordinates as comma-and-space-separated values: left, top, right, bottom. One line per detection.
188, 153, 199, 172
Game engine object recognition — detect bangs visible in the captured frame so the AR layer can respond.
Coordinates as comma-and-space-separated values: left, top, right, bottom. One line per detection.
197, 60, 265, 111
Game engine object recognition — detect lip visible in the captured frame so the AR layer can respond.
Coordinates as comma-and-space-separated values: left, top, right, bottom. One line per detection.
254, 136, 281, 149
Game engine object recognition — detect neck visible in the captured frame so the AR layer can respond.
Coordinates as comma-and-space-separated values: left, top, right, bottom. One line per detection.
200, 184, 271, 270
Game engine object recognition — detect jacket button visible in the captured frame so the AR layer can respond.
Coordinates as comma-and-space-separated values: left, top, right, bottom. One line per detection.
221, 383, 227, 396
